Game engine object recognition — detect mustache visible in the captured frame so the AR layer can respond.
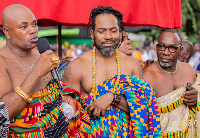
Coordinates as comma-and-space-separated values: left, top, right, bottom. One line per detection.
102, 40, 115, 44
159, 54, 173, 59
30, 34, 38, 40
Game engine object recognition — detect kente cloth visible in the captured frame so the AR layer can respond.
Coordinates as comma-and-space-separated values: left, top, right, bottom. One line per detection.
83, 74, 162, 138
9, 80, 91, 138
157, 73, 200, 138
0, 100, 10, 138
141, 59, 154, 69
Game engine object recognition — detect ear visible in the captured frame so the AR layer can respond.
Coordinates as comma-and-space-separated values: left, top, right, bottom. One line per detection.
90, 30, 94, 40
179, 46, 183, 55
3, 27, 10, 39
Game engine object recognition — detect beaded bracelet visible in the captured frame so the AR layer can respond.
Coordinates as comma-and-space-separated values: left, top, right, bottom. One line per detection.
111, 93, 121, 106
15, 87, 33, 103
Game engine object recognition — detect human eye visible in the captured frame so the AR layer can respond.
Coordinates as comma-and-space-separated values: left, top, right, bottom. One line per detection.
33, 22, 38, 27
20, 25, 27, 29
111, 28, 117, 33
98, 29, 104, 34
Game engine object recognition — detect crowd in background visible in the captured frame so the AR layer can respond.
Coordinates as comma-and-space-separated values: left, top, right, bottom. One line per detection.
50, 39, 200, 71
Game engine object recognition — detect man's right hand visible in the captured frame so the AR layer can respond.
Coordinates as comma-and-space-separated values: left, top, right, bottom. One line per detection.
34, 50, 59, 77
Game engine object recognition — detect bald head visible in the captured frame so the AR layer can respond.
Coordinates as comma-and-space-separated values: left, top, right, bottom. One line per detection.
1, 4, 35, 28
178, 40, 194, 63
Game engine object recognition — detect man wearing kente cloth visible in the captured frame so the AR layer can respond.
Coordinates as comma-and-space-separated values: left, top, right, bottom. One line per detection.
0, 4, 90, 137
143, 30, 200, 137
62, 6, 162, 137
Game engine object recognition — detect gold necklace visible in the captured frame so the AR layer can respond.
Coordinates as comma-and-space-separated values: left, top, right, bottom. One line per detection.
156, 60, 177, 74
91, 46, 120, 100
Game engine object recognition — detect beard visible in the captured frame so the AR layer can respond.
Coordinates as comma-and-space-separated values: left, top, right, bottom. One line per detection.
93, 36, 119, 56
158, 54, 173, 68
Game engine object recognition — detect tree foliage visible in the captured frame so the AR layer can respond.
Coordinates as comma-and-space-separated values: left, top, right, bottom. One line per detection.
143, 0, 200, 43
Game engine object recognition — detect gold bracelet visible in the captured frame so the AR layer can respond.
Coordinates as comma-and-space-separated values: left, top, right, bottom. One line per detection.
15, 87, 33, 103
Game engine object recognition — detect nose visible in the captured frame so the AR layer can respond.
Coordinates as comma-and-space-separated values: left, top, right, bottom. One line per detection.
104, 30, 112, 40
163, 46, 171, 55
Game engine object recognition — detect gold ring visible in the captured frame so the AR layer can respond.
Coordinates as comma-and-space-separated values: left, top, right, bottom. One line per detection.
50, 56, 60, 65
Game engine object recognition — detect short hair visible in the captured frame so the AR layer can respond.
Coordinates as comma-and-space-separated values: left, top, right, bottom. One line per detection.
160, 29, 182, 45
87, 5, 124, 31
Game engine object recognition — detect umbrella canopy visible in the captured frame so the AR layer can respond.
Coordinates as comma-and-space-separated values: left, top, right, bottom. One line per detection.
0, 0, 182, 28
0, 0, 182, 58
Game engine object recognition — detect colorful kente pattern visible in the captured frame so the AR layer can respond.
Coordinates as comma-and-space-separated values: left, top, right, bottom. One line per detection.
83, 74, 162, 138
159, 82, 200, 137
9, 81, 91, 138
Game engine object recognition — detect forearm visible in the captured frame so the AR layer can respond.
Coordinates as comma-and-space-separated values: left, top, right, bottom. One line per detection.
116, 96, 130, 115
1, 71, 42, 120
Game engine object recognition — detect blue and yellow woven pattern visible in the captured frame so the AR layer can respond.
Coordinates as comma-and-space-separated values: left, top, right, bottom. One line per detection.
83, 74, 162, 138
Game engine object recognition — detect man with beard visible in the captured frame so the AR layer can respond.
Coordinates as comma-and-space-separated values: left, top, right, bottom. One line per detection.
62, 5, 162, 137
0, 4, 90, 137
143, 30, 200, 137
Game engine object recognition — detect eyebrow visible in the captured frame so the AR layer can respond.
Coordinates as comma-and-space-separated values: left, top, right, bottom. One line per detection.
98, 27, 118, 30
21, 22, 27, 25
20, 20, 37, 25
160, 42, 177, 46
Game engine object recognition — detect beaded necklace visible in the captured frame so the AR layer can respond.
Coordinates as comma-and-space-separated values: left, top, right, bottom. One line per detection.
91, 46, 120, 100
156, 60, 177, 74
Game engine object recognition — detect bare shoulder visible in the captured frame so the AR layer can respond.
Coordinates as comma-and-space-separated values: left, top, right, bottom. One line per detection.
119, 52, 143, 78
62, 50, 92, 83
178, 61, 196, 77
0, 47, 13, 98
0, 46, 10, 67
142, 62, 158, 85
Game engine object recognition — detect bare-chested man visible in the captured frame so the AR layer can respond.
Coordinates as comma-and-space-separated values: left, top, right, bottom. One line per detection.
0, 4, 90, 137
62, 6, 162, 137
143, 30, 200, 137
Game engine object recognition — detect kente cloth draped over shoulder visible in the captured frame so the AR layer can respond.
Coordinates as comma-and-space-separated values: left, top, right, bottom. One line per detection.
83, 74, 162, 138
0, 100, 9, 138
157, 73, 200, 138
9, 81, 91, 138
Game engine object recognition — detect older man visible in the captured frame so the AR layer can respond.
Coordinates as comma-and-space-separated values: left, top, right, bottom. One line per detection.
143, 30, 200, 137
0, 4, 90, 137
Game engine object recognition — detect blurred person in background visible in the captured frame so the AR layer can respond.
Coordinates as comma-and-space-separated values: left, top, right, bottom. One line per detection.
178, 40, 194, 63
69, 44, 82, 60
189, 42, 200, 69
118, 30, 132, 56
132, 47, 143, 63
141, 41, 157, 62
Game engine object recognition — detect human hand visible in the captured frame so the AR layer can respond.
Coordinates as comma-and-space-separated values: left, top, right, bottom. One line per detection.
88, 93, 114, 119
183, 88, 198, 107
34, 50, 59, 76
62, 95, 76, 115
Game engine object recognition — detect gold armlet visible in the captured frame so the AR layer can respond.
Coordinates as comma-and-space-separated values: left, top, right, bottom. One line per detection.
15, 87, 33, 103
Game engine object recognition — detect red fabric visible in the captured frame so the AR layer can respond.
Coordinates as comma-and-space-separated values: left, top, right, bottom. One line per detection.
0, 0, 182, 29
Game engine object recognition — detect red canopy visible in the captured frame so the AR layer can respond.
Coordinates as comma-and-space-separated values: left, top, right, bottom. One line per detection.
0, 0, 182, 29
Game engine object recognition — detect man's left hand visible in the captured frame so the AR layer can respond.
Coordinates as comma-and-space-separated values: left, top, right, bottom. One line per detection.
87, 93, 114, 120
183, 88, 198, 107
